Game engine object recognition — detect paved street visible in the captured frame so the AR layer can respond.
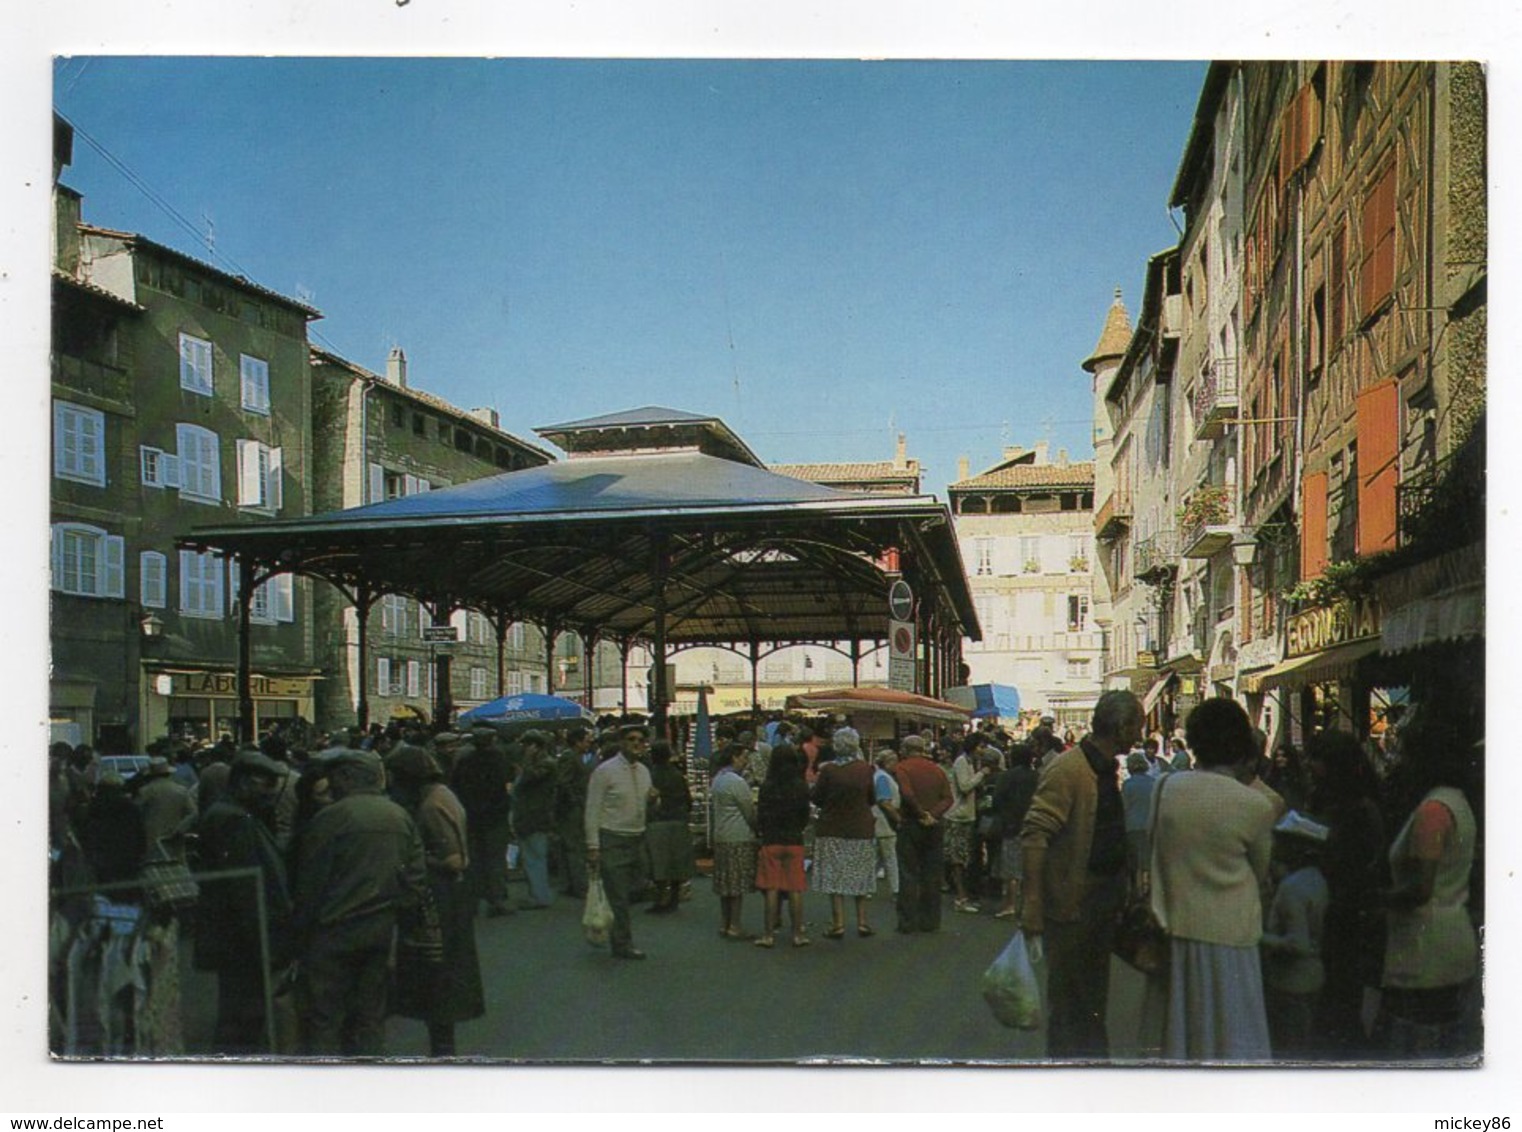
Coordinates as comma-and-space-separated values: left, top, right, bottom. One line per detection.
373, 878, 1147, 1065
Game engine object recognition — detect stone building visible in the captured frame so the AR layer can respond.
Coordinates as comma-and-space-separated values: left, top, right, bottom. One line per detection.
51, 119, 322, 747
949, 443, 1100, 732
1088, 60, 1486, 751
307, 347, 555, 732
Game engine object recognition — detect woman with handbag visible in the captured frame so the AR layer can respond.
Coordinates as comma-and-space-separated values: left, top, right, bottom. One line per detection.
1146, 697, 1277, 1061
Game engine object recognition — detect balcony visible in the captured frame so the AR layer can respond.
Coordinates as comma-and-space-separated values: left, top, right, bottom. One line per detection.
1192, 357, 1239, 441
1179, 484, 1235, 559
1134, 530, 1179, 583
1095, 489, 1134, 541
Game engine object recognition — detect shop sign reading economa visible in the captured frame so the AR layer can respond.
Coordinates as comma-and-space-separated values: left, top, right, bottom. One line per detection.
1286, 597, 1381, 658
169, 671, 310, 698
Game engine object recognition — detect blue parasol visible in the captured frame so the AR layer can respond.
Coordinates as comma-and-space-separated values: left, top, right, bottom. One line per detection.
457, 691, 596, 728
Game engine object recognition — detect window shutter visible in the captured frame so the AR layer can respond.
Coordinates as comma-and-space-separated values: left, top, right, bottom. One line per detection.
1301, 472, 1329, 580
369, 463, 385, 504
450, 609, 469, 635
50, 526, 64, 591
377, 657, 391, 695
419, 603, 430, 637
101, 536, 124, 598
179, 550, 195, 612
228, 558, 241, 608
162, 453, 180, 489
404, 473, 419, 496
1356, 380, 1401, 555
274, 573, 294, 622
236, 439, 257, 504
407, 660, 421, 698
416, 479, 431, 493
268, 447, 283, 511
140, 551, 166, 608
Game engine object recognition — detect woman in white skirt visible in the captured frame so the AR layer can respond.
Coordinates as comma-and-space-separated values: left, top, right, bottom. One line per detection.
1147, 697, 1278, 1061
810, 727, 879, 939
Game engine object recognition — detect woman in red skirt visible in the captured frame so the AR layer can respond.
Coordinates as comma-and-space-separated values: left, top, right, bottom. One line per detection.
754, 744, 812, 948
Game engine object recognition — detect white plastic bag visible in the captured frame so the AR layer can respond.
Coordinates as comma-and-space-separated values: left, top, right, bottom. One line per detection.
582, 877, 614, 945
981, 929, 1043, 1031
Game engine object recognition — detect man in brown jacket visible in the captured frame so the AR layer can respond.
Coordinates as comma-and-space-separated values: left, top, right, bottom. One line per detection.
1020, 689, 1143, 1060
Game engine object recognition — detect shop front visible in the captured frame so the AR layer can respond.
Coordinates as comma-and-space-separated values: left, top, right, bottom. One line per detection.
139, 665, 319, 745
1243, 596, 1386, 745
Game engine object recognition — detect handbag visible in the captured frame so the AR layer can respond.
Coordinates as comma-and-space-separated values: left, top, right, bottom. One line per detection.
139, 839, 199, 913
1111, 775, 1170, 976
582, 877, 614, 946
981, 929, 1043, 1030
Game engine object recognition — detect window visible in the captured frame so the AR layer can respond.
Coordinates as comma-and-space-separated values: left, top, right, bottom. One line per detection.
1328, 224, 1347, 354
507, 670, 524, 696
1069, 534, 1091, 571
179, 333, 213, 395
176, 424, 222, 503
54, 402, 106, 486
381, 594, 409, 635
240, 355, 271, 415
140, 551, 167, 608
1306, 283, 1325, 382
377, 657, 393, 695
407, 660, 421, 698
1359, 161, 1397, 320
1020, 536, 1042, 574
390, 403, 405, 429
470, 667, 488, 700
250, 574, 295, 625
1067, 594, 1090, 633
372, 465, 427, 502
179, 549, 226, 618
509, 622, 525, 650
51, 524, 124, 598
412, 413, 426, 437
236, 440, 283, 510
1067, 657, 1092, 680
139, 446, 180, 489
468, 611, 491, 644
974, 539, 993, 576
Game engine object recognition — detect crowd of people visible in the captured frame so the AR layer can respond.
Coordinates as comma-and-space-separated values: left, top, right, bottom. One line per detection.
47, 689, 1481, 1064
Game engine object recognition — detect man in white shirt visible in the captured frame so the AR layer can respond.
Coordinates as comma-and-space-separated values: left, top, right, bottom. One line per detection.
585, 724, 656, 959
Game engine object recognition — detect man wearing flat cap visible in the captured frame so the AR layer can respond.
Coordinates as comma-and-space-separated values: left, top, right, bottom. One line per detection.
194, 750, 293, 1053
292, 747, 427, 1055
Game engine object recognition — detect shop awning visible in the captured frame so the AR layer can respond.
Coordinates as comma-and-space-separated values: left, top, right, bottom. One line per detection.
785, 686, 972, 725
1241, 637, 1383, 693
1379, 583, 1484, 654
1141, 673, 1177, 715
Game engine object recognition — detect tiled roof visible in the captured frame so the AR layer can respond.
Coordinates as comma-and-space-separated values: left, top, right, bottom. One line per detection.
52, 268, 144, 312
950, 462, 1094, 491
770, 461, 920, 484
1081, 288, 1133, 372
310, 346, 555, 462
77, 223, 322, 318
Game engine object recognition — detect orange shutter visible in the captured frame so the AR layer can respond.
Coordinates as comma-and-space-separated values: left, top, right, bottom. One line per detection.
1302, 471, 1329, 579
1356, 379, 1401, 554
1359, 163, 1396, 317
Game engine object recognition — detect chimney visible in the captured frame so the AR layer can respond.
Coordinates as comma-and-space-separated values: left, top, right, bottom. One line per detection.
1002, 445, 1025, 463
894, 433, 908, 470
1057, 448, 1069, 466
957, 455, 970, 482
470, 407, 500, 429
386, 346, 408, 388
1034, 440, 1049, 464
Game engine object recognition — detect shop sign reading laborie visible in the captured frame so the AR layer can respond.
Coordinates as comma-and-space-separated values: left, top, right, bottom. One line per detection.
171, 671, 310, 697
1286, 597, 1381, 658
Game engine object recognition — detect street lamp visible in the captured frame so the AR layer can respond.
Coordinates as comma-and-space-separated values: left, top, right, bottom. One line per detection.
1230, 532, 1259, 568
139, 612, 164, 639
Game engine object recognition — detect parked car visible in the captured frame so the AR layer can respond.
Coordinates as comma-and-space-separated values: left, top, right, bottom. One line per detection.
98, 755, 152, 781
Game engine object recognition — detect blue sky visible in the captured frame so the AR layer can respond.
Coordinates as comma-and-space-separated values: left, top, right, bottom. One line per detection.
53, 57, 1206, 496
